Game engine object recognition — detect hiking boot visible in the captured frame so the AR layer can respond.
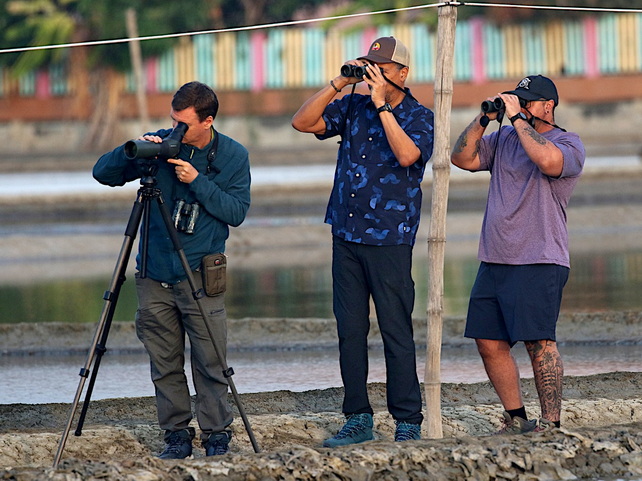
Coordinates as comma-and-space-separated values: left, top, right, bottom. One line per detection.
323, 413, 374, 448
394, 421, 421, 442
494, 411, 537, 435
534, 418, 556, 432
158, 429, 194, 460
204, 430, 232, 456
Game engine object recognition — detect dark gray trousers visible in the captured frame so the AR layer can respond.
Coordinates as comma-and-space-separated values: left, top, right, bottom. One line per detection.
135, 273, 232, 441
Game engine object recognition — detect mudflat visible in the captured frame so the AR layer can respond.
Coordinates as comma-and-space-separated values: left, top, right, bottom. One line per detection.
1, 314, 641, 480
0, 372, 641, 480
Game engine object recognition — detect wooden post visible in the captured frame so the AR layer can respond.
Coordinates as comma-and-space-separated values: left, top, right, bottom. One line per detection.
126, 8, 150, 133
424, 2, 458, 439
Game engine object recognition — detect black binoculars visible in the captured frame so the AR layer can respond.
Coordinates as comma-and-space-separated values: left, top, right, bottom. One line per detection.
341, 64, 369, 78
341, 63, 384, 79
481, 97, 527, 113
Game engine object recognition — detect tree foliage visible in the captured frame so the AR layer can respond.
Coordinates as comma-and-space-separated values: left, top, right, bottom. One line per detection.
3, 0, 641, 76
0, 0, 227, 74
455, 0, 642, 22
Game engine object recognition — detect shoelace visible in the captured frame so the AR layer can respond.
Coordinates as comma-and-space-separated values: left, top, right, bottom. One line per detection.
395, 423, 419, 441
495, 415, 534, 435
207, 440, 228, 455
163, 437, 189, 455
496, 420, 516, 434
335, 417, 369, 439
206, 434, 230, 455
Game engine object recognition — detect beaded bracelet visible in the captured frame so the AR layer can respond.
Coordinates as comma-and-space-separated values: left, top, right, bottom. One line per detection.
330, 80, 342, 93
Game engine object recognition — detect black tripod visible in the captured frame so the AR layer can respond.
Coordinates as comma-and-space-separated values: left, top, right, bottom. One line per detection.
53, 165, 260, 468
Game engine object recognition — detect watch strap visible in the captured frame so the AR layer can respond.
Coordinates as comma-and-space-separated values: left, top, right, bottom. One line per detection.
509, 112, 526, 124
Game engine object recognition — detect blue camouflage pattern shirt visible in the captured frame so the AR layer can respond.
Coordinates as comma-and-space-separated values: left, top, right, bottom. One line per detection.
316, 90, 434, 246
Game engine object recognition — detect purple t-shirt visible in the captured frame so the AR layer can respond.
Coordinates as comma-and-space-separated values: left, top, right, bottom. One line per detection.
474, 125, 585, 268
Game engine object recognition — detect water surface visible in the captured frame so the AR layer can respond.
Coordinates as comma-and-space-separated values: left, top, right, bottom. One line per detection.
3, 344, 640, 404
3, 247, 642, 323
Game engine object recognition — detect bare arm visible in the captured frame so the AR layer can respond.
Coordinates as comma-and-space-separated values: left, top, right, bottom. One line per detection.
292, 75, 353, 135
511, 120, 564, 177
502, 94, 564, 177
378, 112, 422, 167
451, 113, 487, 171
365, 64, 421, 168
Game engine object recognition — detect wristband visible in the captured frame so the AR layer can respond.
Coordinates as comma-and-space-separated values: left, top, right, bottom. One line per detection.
330, 80, 342, 93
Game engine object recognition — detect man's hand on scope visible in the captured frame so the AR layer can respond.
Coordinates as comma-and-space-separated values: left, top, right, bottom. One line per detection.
138, 134, 163, 143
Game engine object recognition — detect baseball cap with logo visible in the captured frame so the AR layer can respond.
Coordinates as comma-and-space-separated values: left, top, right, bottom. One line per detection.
357, 36, 410, 67
503, 75, 559, 106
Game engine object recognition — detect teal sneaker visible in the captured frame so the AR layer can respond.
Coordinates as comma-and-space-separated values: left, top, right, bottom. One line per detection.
323, 413, 374, 447
394, 421, 421, 441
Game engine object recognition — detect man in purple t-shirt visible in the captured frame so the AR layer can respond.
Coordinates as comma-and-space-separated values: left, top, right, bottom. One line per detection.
451, 75, 585, 434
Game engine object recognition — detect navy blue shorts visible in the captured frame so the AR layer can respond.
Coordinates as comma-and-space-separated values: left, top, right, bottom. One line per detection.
464, 262, 569, 345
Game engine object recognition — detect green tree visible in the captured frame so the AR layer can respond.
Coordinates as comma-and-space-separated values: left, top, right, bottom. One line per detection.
453, 0, 642, 22
0, 0, 331, 148
307, 0, 642, 28
0, 0, 225, 149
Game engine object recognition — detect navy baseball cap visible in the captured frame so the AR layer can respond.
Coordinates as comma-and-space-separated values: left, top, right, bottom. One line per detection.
503, 75, 559, 106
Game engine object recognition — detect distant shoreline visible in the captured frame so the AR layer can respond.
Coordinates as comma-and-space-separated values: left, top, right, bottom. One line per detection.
2, 312, 640, 357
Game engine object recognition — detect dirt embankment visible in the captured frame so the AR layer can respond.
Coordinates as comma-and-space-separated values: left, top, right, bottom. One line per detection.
0, 373, 641, 480
2, 311, 642, 356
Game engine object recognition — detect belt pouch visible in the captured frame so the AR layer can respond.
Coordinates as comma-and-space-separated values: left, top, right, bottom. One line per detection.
202, 253, 227, 296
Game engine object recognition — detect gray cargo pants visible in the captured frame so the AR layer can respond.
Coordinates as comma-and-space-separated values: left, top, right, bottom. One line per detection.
135, 272, 232, 441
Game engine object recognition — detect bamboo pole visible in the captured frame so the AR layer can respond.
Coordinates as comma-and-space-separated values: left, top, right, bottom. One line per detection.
424, 2, 458, 439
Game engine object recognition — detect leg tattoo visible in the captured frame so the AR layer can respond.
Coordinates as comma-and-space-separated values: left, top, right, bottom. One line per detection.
525, 340, 563, 422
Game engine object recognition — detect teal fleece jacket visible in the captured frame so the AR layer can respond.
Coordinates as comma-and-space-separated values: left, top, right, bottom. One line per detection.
93, 129, 251, 284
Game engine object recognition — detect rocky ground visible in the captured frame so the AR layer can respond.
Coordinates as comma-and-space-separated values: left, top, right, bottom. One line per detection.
0, 373, 641, 480
1, 313, 642, 480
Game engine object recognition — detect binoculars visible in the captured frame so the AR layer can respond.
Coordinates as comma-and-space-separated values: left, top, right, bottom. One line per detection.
481, 97, 527, 113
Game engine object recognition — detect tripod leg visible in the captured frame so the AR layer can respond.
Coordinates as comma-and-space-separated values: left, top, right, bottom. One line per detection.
53, 196, 145, 468
155, 194, 261, 453
74, 277, 121, 436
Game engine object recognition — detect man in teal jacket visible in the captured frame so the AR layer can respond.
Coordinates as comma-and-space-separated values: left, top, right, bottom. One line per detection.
93, 81, 251, 458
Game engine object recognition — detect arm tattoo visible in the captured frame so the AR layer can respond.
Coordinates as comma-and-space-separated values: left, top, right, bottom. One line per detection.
521, 124, 548, 146
453, 128, 469, 154
453, 121, 480, 155
472, 139, 481, 158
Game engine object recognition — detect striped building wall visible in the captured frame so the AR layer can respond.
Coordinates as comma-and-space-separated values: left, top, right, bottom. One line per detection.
2, 13, 642, 98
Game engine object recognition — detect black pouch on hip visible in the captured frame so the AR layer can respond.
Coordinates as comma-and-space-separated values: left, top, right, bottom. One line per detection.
202, 253, 227, 296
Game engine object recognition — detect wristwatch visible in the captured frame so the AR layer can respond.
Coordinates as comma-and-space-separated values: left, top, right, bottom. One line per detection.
509, 112, 527, 124
376, 103, 393, 114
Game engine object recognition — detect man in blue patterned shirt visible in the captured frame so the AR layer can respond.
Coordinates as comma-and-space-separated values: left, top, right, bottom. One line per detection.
292, 36, 434, 446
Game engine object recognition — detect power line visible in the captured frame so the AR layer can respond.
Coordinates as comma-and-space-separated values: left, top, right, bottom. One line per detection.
0, 3, 443, 55
0, 1, 641, 56
462, 1, 642, 14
